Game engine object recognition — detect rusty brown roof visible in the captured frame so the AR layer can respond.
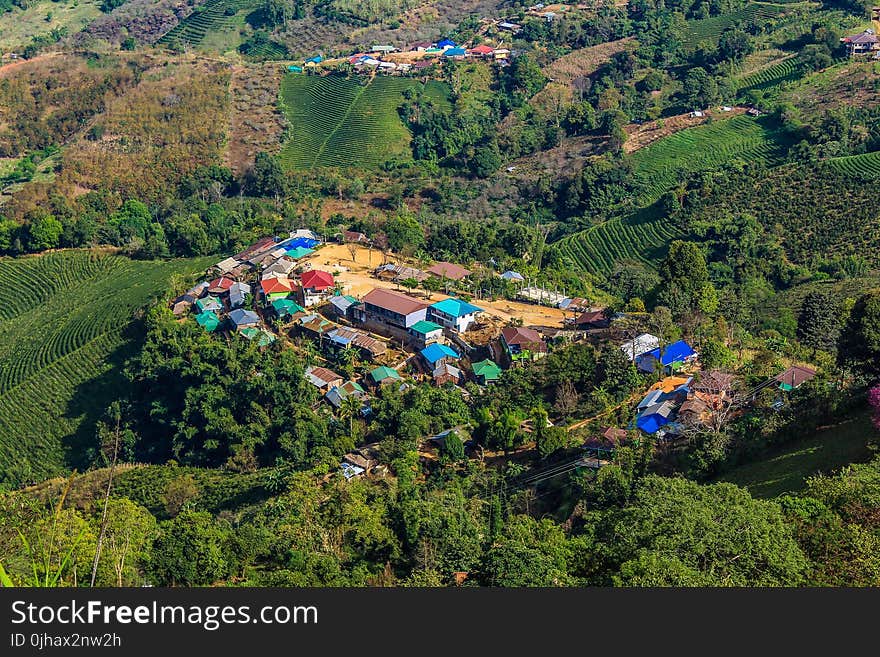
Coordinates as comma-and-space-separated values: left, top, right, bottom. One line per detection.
363, 288, 429, 316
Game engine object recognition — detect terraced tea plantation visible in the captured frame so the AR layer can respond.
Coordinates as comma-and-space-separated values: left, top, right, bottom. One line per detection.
551, 114, 792, 274
826, 151, 880, 178
0, 251, 210, 488
156, 0, 260, 49
551, 207, 684, 277
736, 55, 809, 95
278, 74, 451, 169
685, 2, 791, 46
631, 114, 789, 205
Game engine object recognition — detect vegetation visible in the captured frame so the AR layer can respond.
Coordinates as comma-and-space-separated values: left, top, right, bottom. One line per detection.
0, 0, 879, 591
0, 251, 211, 489
278, 74, 451, 169
156, 0, 261, 50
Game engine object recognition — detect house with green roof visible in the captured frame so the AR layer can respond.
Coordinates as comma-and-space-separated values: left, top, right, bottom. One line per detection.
195, 310, 220, 332
369, 366, 401, 386
429, 297, 484, 332
272, 298, 305, 320
196, 296, 223, 314
239, 327, 276, 347
472, 359, 502, 385
408, 320, 443, 347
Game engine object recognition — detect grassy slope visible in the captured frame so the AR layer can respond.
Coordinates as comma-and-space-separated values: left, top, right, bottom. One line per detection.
0, 250, 211, 488
278, 74, 450, 169
717, 410, 877, 498
0, 0, 102, 52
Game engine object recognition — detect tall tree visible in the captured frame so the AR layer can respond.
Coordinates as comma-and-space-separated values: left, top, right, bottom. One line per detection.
797, 291, 840, 353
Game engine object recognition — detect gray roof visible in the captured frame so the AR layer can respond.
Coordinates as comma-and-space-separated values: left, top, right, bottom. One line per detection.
229, 308, 260, 327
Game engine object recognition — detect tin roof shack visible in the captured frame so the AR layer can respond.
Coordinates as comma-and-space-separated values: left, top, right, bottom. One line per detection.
305, 366, 344, 392
775, 365, 817, 391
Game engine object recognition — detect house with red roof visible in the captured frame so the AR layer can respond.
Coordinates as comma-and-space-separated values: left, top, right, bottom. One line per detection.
469, 44, 494, 58
501, 326, 548, 362
356, 288, 429, 329
427, 261, 472, 281
261, 277, 294, 301
299, 270, 336, 307
208, 276, 234, 295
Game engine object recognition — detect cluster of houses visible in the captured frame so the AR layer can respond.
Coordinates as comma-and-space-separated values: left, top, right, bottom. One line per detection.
343, 37, 512, 75
603, 333, 819, 441
170, 233, 557, 428
170, 232, 823, 481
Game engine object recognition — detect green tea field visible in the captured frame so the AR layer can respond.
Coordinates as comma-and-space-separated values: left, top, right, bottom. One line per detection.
0, 250, 210, 489
631, 114, 789, 205
552, 206, 684, 277
278, 74, 451, 169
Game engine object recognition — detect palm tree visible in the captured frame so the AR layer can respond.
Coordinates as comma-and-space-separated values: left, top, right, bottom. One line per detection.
339, 394, 362, 438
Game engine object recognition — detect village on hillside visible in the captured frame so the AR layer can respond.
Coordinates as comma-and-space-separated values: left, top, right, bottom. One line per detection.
171, 230, 819, 480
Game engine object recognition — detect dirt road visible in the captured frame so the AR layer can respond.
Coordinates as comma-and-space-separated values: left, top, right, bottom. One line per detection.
301, 243, 567, 327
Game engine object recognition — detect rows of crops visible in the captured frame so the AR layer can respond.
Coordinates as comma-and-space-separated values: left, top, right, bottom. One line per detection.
156, 0, 259, 49
686, 3, 791, 45
240, 38, 289, 60
552, 208, 684, 276
278, 74, 451, 169
736, 55, 808, 94
630, 115, 788, 205
0, 251, 210, 488
825, 151, 880, 178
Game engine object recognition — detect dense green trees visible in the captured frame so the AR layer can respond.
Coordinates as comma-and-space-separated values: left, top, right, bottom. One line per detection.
384, 213, 424, 253
125, 308, 333, 470
838, 291, 880, 377
657, 240, 716, 315
578, 476, 809, 585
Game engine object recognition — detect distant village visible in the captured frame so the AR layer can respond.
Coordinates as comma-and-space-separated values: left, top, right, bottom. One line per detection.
170, 230, 819, 480
286, 16, 527, 76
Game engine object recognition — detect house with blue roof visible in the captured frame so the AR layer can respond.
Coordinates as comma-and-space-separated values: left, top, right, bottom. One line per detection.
437, 38, 456, 49
636, 400, 676, 434
636, 340, 697, 375
429, 297, 483, 332
444, 47, 467, 59
420, 343, 460, 368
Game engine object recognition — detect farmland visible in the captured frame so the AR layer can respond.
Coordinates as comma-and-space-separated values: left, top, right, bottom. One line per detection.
735, 55, 809, 95
825, 151, 880, 178
549, 114, 791, 274
278, 74, 451, 170
551, 206, 684, 277
630, 114, 790, 205
0, 250, 210, 489
685, 2, 794, 47
155, 0, 261, 50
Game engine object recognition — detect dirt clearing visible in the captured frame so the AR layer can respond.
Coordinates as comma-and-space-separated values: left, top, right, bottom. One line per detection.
301, 243, 566, 327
